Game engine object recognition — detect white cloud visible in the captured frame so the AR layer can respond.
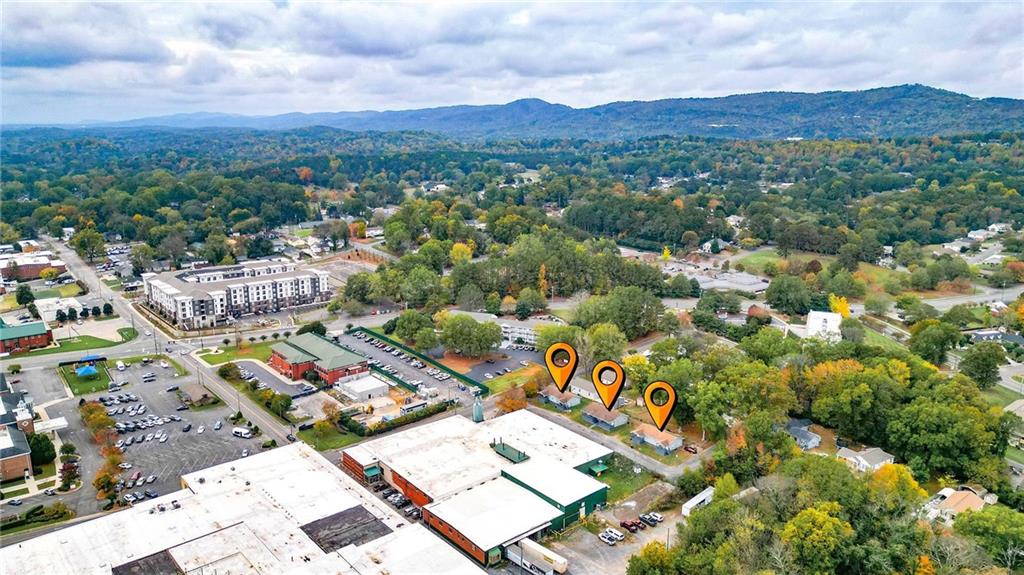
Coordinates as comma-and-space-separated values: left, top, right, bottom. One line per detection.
1, 1, 1020, 123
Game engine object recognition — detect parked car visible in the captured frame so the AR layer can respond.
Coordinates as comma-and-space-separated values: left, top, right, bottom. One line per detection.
604, 527, 625, 541
241, 449, 250, 457
598, 532, 617, 546
43, 488, 57, 496
639, 514, 658, 527
619, 520, 638, 533
648, 512, 664, 523
182, 424, 192, 432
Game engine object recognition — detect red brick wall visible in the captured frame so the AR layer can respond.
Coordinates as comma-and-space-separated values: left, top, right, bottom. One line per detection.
0, 331, 53, 354
268, 351, 315, 381
341, 452, 367, 482
0, 262, 66, 280
423, 507, 488, 564
0, 453, 30, 482
319, 362, 369, 384
389, 468, 433, 508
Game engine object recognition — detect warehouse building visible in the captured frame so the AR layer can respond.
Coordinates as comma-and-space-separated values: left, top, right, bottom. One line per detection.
142, 260, 332, 330
423, 477, 562, 566
269, 332, 369, 383
0, 253, 66, 280
341, 410, 612, 566
2, 443, 484, 575
501, 458, 609, 530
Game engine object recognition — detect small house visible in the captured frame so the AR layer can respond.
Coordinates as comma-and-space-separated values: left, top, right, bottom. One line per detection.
581, 402, 628, 431
837, 446, 895, 472
539, 384, 580, 411
786, 419, 821, 451
630, 423, 683, 455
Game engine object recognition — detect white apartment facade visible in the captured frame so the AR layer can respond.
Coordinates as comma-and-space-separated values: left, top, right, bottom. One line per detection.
143, 261, 332, 329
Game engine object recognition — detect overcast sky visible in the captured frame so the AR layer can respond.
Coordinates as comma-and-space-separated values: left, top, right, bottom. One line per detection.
3, 1, 1022, 124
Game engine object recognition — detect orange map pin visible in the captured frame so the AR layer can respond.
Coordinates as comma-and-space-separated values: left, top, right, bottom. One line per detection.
545, 342, 579, 392
591, 359, 625, 410
643, 381, 677, 431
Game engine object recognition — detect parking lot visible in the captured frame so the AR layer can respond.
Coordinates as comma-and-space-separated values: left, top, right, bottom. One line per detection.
467, 343, 543, 383
338, 331, 476, 404
99, 360, 263, 502
234, 360, 310, 398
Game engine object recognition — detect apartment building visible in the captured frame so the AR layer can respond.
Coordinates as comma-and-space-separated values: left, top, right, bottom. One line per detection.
142, 260, 332, 329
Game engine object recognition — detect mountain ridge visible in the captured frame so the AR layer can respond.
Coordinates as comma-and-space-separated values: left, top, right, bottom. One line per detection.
12, 85, 1024, 140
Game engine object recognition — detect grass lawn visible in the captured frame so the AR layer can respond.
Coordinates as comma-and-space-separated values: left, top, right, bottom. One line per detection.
0, 293, 19, 312
488, 363, 543, 395
0, 477, 25, 489
981, 385, 1024, 408
221, 375, 293, 425
550, 308, 574, 323
102, 278, 123, 290
2, 487, 29, 498
297, 426, 362, 451
598, 454, 657, 503
0, 510, 76, 535
25, 327, 138, 357
36, 461, 56, 480
1007, 446, 1024, 466
736, 249, 931, 298
36, 480, 57, 489
199, 341, 276, 365
863, 328, 906, 351
295, 228, 313, 238
59, 363, 112, 395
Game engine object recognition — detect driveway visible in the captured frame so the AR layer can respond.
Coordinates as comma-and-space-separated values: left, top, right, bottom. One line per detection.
466, 346, 542, 383
234, 360, 308, 398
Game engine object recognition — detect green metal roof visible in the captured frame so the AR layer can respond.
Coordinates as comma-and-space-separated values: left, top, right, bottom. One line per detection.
364, 466, 382, 477
588, 463, 609, 476
271, 341, 316, 363
0, 320, 49, 341
276, 333, 365, 371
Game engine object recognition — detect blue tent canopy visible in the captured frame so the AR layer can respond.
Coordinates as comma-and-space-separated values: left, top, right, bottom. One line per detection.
81, 354, 102, 362
75, 365, 98, 377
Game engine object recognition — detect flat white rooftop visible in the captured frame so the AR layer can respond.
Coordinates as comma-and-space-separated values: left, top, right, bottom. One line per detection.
477, 409, 612, 468
425, 477, 562, 551
1, 444, 485, 575
350, 411, 611, 502
502, 458, 608, 507
342, 374, 390, 394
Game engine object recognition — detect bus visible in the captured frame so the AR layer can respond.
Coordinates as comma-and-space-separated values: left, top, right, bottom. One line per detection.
399, 401, 427, 416
232, 427, 252, 438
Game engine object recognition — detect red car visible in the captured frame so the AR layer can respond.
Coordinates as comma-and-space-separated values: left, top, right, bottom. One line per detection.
619, 520, 638, 533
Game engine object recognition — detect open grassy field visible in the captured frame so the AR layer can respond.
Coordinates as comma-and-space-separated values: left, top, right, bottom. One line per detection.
1006, 446, 1024, 466
597, 454, 657, 503
297, 426, 362, 451
863, 328, 906, 351
981, 385, 1024, 408
199, 341, 276, 365
25, 327, 138, 357
488, 363, 544, 394
59, 363, 112, 395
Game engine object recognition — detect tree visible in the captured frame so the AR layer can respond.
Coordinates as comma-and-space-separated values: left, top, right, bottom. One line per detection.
517, 287, 546, 314
312, 419, 334, 449
440, 314, 502, 357
839, 317, 866, 343
413, 327, 439, 352
450, 242, 473, 266
322, 400, 341, 424
270, 393, 293, 418
587, 323, 627, 364
781, 502, 855, 575
496, 386, 527, 414
39, 267, 61, 281
828, 294, 851, 318
765, 275, 811, 316
456, 284, 485, 311
129, 244, 156, 275
865, 295, 892, 316
70, 228, 106, 261
102, 302, 114, 316
296, 321, 327, 336
714, 472, 740, 500
91, 305, 101, 317
908, 320, 961, 365
67, 308, 78, 321
314, 221, 349, 251
27, 433, 56, 466
484, 291, 502, 315
626, 542, 675, 575
80, 307, 90, 318
15, 283, 34, 306
400, 266, 442, 308
217, 363, 241, 380
960, 342, 1006, 389
941, 304, 977, 328
914, 556, 936, 575
535, 324, 584, 353
622, 354, 656, 388
955, 505, 1024, 569
739, 328, 799, 364
55, 309, 67, 323
394, 310, 433, 342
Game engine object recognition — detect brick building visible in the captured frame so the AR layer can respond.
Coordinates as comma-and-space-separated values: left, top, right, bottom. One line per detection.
268, 333, 368, 384
0, 253, 66, 280
0, 319, 53, 354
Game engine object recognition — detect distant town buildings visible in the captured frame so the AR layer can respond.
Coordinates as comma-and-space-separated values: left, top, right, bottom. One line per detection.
0, 252, 66, 280
143, 260, 332, 330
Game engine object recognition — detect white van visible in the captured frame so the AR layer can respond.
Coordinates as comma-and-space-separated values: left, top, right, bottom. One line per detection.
232, 427, 252, 439
116, 361, 126, 371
